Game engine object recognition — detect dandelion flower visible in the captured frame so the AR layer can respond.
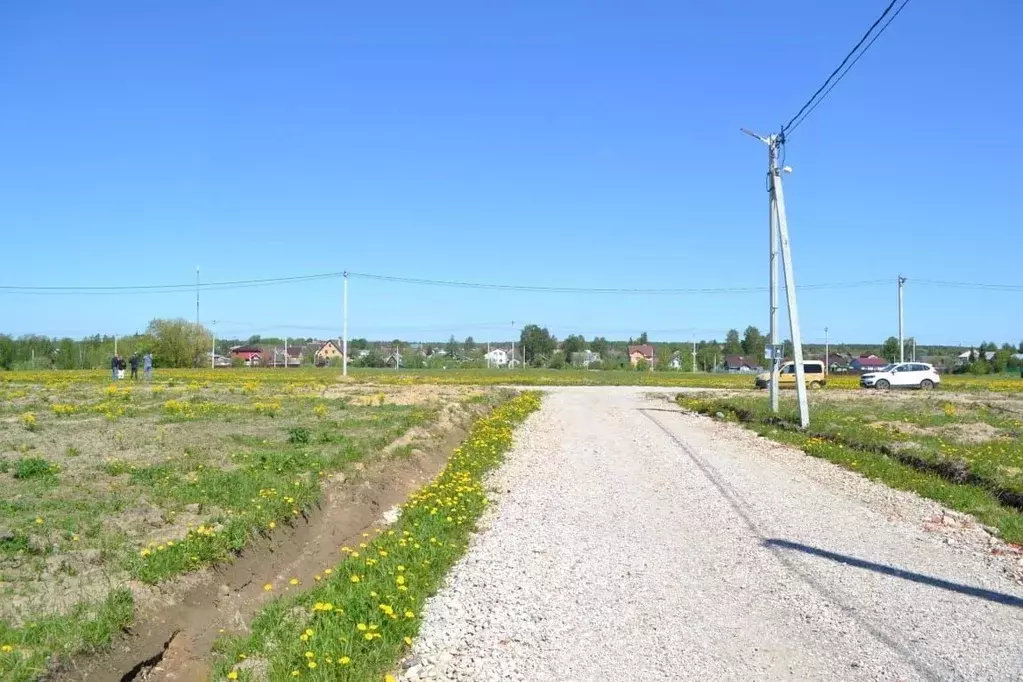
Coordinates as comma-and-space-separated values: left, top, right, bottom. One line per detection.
227, 672, 239, 680
290, 578, 300, 586
264, 583, 273, 591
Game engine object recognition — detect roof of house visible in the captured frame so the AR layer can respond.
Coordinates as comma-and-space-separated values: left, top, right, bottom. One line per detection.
230, 345, 263, 354
628, 344, 655, 359
853, 355, 888, 366
723, 354, 757, 369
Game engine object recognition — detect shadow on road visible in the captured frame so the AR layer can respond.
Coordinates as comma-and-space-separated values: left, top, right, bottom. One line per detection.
764, 538, 1023, 610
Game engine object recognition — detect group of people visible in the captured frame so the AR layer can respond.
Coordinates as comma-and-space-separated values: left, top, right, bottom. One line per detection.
112, 352, 152, 380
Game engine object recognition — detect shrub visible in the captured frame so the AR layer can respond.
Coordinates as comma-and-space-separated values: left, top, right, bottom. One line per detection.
287, 427, 311, 445
14, 456, 58, 480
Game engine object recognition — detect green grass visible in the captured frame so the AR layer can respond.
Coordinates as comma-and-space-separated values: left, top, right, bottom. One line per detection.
212, 392, 543, 682
0, 373, 479, 680
0, 589, 134, 682
678, 394, 1023, 544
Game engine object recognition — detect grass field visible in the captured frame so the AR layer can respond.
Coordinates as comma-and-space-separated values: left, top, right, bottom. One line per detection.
5, 367, 1022, 392
678, 391, 1023, 544
0, 371, 495, 681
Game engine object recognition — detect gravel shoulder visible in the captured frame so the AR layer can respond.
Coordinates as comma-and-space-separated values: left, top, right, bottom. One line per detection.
401, 387, 1023, 682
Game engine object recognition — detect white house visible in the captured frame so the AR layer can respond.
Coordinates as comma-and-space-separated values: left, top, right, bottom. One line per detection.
485, 348, 509, 367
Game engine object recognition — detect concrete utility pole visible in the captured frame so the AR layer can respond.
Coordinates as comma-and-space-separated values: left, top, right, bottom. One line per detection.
196, 267, 200, 328
743, 128, 809, 428
898, 275, 907, 363
511, 321, 516, 369
824, 326, 829, 377
769, 154, 780, 413
211, 320, 218, 369
691, 332, 697, 373
342, 272, 348, 377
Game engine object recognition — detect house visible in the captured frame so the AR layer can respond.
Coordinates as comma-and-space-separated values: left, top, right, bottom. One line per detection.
208, 353, 232, 368
849, 354, 889, 372
826, 353, 850, 372
384, 351, 403, 368
722, 354, 761, 373
315, 340, 344, 365
485, 348, 509, 367
270, 347, 303, 368
570, 350, 601, 368
230, 345, 264, 367
628, 344, 655, 368
669, 352, 683, 370
956, 350, 997, 367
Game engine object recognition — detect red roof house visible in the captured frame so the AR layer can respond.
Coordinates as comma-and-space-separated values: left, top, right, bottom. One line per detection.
627, 344, 655, 367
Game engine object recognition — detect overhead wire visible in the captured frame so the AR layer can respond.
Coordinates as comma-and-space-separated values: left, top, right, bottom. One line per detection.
785, 0, 912, 136
346, 272, 889, 295
781, 0, 908, 137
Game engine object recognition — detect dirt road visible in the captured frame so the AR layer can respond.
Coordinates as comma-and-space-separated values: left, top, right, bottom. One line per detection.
402, 387, 1023, 681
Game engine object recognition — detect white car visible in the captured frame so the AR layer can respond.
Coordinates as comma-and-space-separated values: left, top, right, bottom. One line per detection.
860, 362, 941, 390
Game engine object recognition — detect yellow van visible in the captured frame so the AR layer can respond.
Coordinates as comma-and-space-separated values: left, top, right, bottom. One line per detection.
755, 360, 827, 389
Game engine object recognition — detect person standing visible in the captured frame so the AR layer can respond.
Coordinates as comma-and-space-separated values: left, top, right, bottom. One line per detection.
129, 353, 139, 380
143, 352, 153, 380
111, 354, 119, 380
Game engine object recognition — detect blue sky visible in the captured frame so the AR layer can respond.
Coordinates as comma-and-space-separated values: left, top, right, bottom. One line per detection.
1, 1, 1020, 347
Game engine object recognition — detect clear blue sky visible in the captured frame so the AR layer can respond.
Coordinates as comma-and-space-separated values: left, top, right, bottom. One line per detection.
1, 1, 1020, 347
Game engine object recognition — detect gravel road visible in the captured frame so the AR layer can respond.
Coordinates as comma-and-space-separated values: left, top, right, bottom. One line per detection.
401, 387, 1023, 682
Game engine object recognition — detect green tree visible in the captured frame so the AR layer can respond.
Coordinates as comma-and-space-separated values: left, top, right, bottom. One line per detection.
349, 338, 369, 351
464, 336, 475, 354
520, 324, 556, 364
445, 335, 459, 358
636, 331, 648, 345
561, 334, 585, 360
146, 319, 212, 368
590, 336, 609, 357
724, 329, 742, 355
881, 336, 900, 362
740, 326, 766, 361
548, 351, 566, 369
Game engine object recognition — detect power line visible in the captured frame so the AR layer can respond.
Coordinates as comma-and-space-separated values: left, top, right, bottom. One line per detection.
913, 279, 1023, 292
786, 0, 912, 135
781, 0, 909, 136
0, 272, 345, 294
347, 272, 888, 295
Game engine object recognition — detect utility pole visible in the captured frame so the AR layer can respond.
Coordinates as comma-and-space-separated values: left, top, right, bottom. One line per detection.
114, 334, 118, 356
912, 337, 917, 362
196, 267, 200, 328
285, 337, 288, 369
743, 128, 809, 428
342, 272, 348, 377
691, 332, 697, 373
824, 326, 829, 377
211, 320, 218, 369
511, 321, 516, 369
896, 276, 904, 366
767, 139, 781, 412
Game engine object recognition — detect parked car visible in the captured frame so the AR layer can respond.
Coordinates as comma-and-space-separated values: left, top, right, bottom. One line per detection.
860, 362, 940, 390
755, 360, 828, 389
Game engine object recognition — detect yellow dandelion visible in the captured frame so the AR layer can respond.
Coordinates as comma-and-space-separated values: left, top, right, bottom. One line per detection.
263, 583, 273, 591
290, 578, 300, 586
227, 672, 239, 680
